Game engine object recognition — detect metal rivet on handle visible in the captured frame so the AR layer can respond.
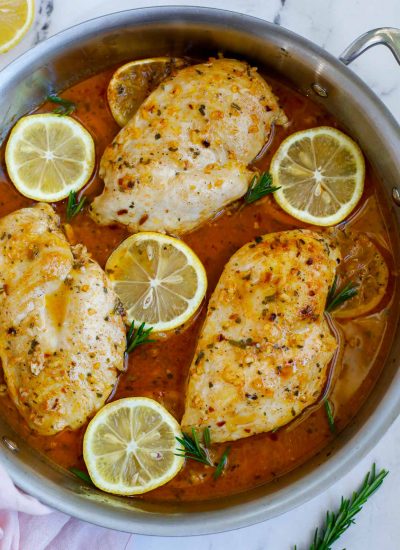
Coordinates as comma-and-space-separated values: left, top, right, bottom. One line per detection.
2, 437, 19, 453
392, 187, 400, 206
311, 83, 328, 97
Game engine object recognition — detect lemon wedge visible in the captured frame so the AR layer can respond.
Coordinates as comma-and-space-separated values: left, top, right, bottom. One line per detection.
107, 57, 187, 126
271, 127, 365, 226
5, 114, 95, 202
0, 0, 34, 53
106, 232, 207, 332
83, 397, 184, 495
331, 230, 389, 319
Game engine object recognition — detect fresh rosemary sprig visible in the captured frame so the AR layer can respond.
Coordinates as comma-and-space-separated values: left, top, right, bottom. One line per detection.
69, 467, 94, 485
300, 464, 388, 550
126, 321, 155, 353
324, 398, 335, 434
66, 190, 86, 221
325, 275, 358, 312
175, 428, 213, 466
175, 427, 230, 479
47, 93, 76, 116
244, 172, 280, 204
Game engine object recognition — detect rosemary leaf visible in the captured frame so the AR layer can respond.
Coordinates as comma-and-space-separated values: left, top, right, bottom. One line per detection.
66, 191, 86, 221
324, 398, 336, 434
244, 172, 280, 204
47, 93, 76, 116
69, 467, 94, 485
203, 426, 211, 448
214, 446, 231, 479
325, 279, 358, 312
191, 427, 203, 456
227, 338, 253, 349
326, 275, 338, 306
303, 464, 388, 550
126, 321, 155, 354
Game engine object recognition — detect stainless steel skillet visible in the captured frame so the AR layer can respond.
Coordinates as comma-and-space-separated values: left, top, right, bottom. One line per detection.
0, 6, 399, 536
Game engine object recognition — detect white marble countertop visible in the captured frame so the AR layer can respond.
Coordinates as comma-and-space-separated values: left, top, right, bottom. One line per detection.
1, 1, 400, 549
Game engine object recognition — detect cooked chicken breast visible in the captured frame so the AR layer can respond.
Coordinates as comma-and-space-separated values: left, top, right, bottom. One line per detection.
0, 204, 126, 435
90, 58, 286, 235
181, 230, 340, 443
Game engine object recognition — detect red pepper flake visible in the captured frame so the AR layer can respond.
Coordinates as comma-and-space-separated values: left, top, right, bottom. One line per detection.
263, 272, 272, 283
216, 420, 226, 427
306, 258, 314, 265
139, 213, 149, 225
117, 209, 128, 216
300, 305, 313, 316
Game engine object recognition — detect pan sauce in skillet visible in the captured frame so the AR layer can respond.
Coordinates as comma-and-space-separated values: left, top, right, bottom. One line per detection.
0, 65, 397, 502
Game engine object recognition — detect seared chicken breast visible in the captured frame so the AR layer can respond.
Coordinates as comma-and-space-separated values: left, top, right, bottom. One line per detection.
0, 204, 126, 435
181, 230, 340, 443
90, 58, 286, 235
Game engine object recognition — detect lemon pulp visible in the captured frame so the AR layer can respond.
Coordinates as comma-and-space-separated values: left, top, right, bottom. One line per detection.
106, 232, 207, 332
331, 230, 389, 319
0, 0, 34, 53
271, 127, 365, 226
5, 114, 95, 202
107, 57, 187, 126
83, 397, 184, 495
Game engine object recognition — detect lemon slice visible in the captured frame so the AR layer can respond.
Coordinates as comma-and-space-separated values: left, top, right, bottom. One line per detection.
0, 0, 34, 53
83, 397, 184, 495
5, 114, 95, 202
106, 232, 207, 332
331, 230, 389, 319
271, 127, 365, 226
107, 57, 187, 126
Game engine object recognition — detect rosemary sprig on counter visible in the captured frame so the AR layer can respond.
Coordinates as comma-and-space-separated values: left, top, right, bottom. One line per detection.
244, 172, 280, 204
47, 93, 76, 116
298, 464, 388, 550
325, 275, 358, 312
175, 427, 231, 479
324, 399, 336, 434
126, 321, 155, 353
66, 190, 86, 221
69, 467, 94, 486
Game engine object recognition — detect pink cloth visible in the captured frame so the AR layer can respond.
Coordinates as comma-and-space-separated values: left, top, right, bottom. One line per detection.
0, 462, 133, 550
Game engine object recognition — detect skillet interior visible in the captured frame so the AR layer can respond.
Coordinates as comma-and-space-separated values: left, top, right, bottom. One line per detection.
0, 6, 399, 535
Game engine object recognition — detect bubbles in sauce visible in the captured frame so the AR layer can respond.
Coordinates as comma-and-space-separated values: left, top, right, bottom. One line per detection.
0, 63, 398, 503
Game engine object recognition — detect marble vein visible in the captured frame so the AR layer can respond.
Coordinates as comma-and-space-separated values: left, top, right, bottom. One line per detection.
33, 0, 54, 45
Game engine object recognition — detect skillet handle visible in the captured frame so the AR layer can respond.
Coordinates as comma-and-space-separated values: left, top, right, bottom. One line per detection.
339, 27, 400, 65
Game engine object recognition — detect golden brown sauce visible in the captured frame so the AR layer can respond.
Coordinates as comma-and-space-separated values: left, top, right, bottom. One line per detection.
0, 65, 398, 503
